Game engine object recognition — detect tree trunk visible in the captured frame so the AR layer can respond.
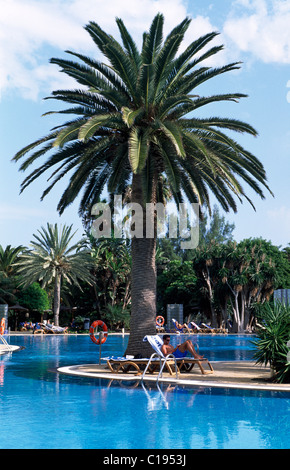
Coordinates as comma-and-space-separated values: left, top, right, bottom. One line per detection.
203, 267, 218, 327
125, 236, 157, 356
125, 173, 157, 357
53, 273, 61, 326
230, 291, 243, 333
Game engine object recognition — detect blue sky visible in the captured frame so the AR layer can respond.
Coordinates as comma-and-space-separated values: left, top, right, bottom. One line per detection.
0, 0, 290, 249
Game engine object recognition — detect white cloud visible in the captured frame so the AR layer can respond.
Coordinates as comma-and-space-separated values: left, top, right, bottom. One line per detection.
0, 0, 220, 100
6, 0, 290, 102
223, 0, 290, 63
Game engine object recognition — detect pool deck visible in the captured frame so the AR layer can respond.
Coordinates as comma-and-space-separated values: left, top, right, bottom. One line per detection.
58, 361, 290, 392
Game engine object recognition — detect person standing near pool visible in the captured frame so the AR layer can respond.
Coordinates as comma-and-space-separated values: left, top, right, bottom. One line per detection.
161, 335, 204, 360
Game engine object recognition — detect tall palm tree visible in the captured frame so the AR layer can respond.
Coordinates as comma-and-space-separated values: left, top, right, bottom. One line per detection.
15, 223, 94, 326
13, 14, 272, 354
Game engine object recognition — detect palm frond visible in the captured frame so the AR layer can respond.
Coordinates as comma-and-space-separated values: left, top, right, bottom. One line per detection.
128, 127, 150, 173
116, 18, 141, 70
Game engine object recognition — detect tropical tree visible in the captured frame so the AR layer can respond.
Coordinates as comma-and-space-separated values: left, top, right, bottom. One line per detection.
13, 14, 272, 354
0, 245, 24, 277
192, 238, 289, 332
0, 272, 16, 304
90, 237, 131, 311
199, 205, 235, 246
17, 282, 50, 315
15, 223, 94, 326
191, 242, 223, 326
224, 238, 288, 332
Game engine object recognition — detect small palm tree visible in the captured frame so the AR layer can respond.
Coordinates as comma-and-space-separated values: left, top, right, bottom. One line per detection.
15, 223, 94, 326
0, 245, 24, 277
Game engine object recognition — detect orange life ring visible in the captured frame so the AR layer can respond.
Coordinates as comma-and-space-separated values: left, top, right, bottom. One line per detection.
89, 320, 108, 345
0, 318, 5, 335
156, 315, 165, 326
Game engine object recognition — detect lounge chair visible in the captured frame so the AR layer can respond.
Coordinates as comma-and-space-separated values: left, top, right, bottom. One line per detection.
105, 354, 178, 377
143, 334, 214, 376
105, 335, 179, 378
188, 321, 203, 333
37, 323, 68, 334
201, 323, 227, 334
172, 318, 192, 334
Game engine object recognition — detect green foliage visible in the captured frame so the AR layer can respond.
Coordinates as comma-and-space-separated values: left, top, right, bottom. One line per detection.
0, 245, 24, 277
157, 259, 197, 316
89, 236, 131, 311
252, 302, 290, 383
0, 272, 16, 304
15, 223, 94, 325
17, 282, 50, 312
14, 14, 271, 219
15, 223, 94, 289
101, 304, 131, 330
199, 205, 235, 246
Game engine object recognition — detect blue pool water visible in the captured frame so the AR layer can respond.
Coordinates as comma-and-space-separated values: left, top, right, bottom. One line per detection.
0, 334, 289, 449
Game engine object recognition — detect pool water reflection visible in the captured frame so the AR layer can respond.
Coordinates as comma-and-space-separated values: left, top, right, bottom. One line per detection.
0, 334, 289, 449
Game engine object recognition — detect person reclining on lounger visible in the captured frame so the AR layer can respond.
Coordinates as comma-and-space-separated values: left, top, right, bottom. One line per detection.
161, 335, 204, 360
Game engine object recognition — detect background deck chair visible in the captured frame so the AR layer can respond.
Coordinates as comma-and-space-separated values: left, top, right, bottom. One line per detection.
144, 334, 214, 375
156, 323, 165, 333
188, 321, 204, 333
38, 323, 68, 334
201, 323, 227, 334
172, 318, 192, 334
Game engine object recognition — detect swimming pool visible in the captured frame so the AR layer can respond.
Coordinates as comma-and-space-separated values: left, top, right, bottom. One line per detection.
0, 334, 289, 449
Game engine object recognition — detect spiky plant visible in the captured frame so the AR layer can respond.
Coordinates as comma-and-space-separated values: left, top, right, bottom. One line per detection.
252, 302, 290, 383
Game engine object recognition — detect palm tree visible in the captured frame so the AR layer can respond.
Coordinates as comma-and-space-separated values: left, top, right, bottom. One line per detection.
0, 245, 24, 277
15, 223, 94, 326
13, 14, 272, 354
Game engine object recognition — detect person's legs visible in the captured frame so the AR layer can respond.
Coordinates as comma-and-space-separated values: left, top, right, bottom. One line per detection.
178, 340, 204, 359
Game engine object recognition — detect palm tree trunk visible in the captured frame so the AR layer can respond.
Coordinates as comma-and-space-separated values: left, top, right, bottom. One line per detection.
125, 173, 157, 357
125, 237, 157, 356
53, 273, 61, 326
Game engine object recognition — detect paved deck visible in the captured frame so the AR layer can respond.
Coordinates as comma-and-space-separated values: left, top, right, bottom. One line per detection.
58, 361, 290, 392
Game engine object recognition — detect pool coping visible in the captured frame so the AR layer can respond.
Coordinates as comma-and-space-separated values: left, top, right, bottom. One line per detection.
57, 361, 290, 392
5, 333, 290, 391
0, 344, 22, 355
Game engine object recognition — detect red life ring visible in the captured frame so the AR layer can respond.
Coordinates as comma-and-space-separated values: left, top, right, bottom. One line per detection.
0, 318, 5, 335
156, 315, 165, 326
89, 320, 108, 345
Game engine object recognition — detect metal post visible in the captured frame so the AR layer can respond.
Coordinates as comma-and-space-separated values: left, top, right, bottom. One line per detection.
99, 331, 104, 365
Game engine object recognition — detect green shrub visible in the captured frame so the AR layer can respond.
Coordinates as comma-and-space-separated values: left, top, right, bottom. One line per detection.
252, 302, 290, 383
102, 304, 130, 331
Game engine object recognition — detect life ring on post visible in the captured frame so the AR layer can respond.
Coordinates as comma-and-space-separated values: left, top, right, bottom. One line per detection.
0, 318, 5, 335
156, 316, 165, 327
89, 320, 108, 345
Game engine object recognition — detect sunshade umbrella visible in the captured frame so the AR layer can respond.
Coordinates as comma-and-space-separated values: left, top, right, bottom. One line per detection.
9, 304, 28, 311
9, 304, 29, 330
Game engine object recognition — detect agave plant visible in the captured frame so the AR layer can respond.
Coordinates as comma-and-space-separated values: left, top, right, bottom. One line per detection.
252, 302, 290, 383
